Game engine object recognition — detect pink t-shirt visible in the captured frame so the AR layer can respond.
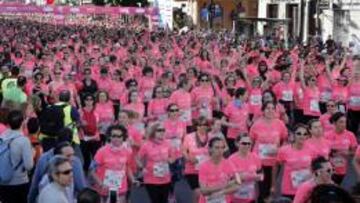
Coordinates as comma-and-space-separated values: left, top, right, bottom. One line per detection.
273, 81, 296, 102
319, 113, 334, 133
332, 85, 348, 103
182, 133, 209, 175
248, 88, 262, 116
123, 102, 145, 119
302, 87, 321, 117
163, 119, 187, 159
325, 130, 358, 174
277, 145, 314, 195
198, 159, 233, 203
147, 98, 168, 120
93, 144, 132, 195
250, 118, 288, 166
227, 152, 262, 202
169, 89, 192, 110
109, 80, 125, 101
304, 137, 331, 159
94, 102, 114, 122
318, 75, 333, 102
223, 101, 250, 139
138, 140, 172, 184
293, 179, 316, 203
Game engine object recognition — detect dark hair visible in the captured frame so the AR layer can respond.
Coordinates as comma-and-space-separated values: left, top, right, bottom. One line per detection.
77, 188, 101, 203
208, 137, 223, 148
261, 101, 275, 112
59, 90, 71, 102
235, 133, 250, 142
7, 110, 24, 129
54, 141, 72, 155
125, 79, 138, 89
293, 123, 308, 133
107, 124, 128, 141
27, 117, 39, 134
10, 66, 20, 77
142, 66, 153, 76
234, 87, 247, 98
262, 90, 278, 104
309, 184, 355, 203
311, 156, 329, 171
308, 119, 321, 129
329, 112, 346, 124
17, 76, 27, 87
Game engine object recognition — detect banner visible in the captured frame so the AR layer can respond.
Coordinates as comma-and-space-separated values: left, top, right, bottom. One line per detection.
0, 3, 158, 16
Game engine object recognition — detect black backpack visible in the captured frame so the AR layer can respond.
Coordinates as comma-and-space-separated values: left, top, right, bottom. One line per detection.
39, 104, 66, 137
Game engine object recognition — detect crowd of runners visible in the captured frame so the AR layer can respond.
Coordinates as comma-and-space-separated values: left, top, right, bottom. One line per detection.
0, 14, 360, 203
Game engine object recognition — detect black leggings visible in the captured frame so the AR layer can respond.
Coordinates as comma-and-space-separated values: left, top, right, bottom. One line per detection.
348, 110, 360, 136
80, 140, 102, 171
258, 166, 273, 203
0, 183, 29, 203
145, 183, 171, 203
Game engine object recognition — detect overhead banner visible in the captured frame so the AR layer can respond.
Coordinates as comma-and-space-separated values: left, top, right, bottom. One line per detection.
0, 3, 158, 16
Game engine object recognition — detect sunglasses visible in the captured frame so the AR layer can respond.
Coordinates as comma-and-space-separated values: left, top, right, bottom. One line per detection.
169, 109, 179, 113
111, 134, 123, 138
295, 132, 308, 136
156, 128, 165, 132
240, 142, 252, 146
200, 79, 209, 82
57, 169, 72, 175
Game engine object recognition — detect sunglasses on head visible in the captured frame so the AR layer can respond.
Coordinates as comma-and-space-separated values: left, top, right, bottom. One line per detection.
169, 108, 179, 113
57, 169, 72, 175
156, 128, 165, 132
295, 132, 308, 136
111, 134, 123, 138
240, 142, 252, 146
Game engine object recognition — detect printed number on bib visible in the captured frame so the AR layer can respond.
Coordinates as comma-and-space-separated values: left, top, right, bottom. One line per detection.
103, 170, 125, 190
205, 194, 226, 203
350, 97, 360, 107
250, 95, 262, 105
234, 182, 255, 200
332, 156, 346, 168
259, 144, 277, 158
310, 100, 320, 112
170, 137, 181, 150
290, 169, 311, 188
282, 91, 293, 101
153, 162, 169, 177
320, 91, 332, 101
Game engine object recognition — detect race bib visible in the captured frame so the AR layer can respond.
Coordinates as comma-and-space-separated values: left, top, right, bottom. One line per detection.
234, 182, 255, 200
290, 169, 311, 188
180, 109, 192, 122
258, 144, 277, 158
250, 95, 262, 105
103, 170, 125, 190
320, 91, 332, 101
195, 155, 208, 170
282, 90, 293, 101
310, 100, 320, 112
170, 137, 181, 150
144, 90, 153, 101
331, 156, 346, 168
350, 97, 360, 107
153, 162, 170, 177
205, 194, 226, 203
